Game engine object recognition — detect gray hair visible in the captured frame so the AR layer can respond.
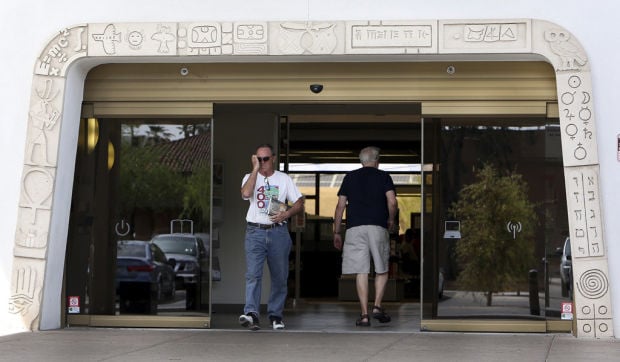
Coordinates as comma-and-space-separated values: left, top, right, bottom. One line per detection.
255, 143, 275, 155
359, 146, 380, 164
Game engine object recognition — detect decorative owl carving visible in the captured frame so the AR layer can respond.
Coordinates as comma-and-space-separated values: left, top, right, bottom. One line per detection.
544, 29, 587, 71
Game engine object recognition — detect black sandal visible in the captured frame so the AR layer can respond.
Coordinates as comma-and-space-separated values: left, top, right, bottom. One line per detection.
372, 306, 391, 323
356, 314, 371, 326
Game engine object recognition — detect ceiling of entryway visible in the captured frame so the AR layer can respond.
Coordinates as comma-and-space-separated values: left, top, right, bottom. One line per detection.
216, 103, 422, 165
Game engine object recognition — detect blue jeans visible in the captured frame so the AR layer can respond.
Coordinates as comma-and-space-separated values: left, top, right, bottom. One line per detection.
243, 224, 291, 320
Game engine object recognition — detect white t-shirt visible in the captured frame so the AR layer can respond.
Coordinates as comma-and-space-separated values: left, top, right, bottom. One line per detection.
242, 170, 302, 224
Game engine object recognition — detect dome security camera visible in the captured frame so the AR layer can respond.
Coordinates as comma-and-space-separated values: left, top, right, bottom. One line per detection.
180, 67, 189, 76
309, 84, 323, 94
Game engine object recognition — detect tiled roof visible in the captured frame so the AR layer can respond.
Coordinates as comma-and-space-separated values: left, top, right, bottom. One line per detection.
154, 132, 211, 173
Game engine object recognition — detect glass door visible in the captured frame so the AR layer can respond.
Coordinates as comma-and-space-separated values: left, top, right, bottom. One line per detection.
421, 117, 571, 331
65, 117, 214, 327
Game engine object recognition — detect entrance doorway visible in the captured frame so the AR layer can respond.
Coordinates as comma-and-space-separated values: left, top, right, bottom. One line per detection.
63, 102, 571, 332
273, 107, 572, 332
64, 60, 570, 331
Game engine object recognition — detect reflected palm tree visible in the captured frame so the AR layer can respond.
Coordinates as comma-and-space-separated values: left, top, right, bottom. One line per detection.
147, 125, 174, 144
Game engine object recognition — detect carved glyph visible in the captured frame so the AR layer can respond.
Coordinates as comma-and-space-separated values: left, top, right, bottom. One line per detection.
272, 21, 343, 55
89, 23, 178, 56
346, 20, 436, 54
439, 20, 531, 53
177, 22, 234, 56
8, 261, 43, 330
544, 29, 588, 71
35, 26, 88, 77
26, 77, 64, 167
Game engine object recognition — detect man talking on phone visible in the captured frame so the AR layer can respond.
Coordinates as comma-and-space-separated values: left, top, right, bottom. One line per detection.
239, 143, 304, 331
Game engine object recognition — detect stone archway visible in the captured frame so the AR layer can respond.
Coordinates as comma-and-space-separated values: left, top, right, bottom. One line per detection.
8, 19, 612, 338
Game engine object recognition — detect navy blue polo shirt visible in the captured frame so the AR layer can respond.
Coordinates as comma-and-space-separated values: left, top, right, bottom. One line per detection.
337, 166, 395, 229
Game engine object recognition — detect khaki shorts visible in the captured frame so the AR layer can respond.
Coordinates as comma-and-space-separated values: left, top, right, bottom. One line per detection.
341, 225, 390, 274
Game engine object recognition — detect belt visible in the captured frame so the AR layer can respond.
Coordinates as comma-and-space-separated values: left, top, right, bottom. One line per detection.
247, 222, 284, 229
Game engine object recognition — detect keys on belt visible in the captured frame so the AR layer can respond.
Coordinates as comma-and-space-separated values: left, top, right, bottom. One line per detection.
247, 222, 285, 229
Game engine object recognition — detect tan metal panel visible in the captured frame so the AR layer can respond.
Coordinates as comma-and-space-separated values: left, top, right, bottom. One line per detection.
90, 101, 213, 118
421, 319, 547, 333
67, 315, 210, 328
547, 102, 559, 118
83, 62, 557, 109
421, 100, 548, 116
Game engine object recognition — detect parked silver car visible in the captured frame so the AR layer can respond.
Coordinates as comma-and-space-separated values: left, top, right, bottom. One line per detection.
151, 233, 208, 289
560, 237, 572, 298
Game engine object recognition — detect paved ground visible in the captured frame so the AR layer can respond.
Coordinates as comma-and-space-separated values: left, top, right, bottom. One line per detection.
0, 327, 619, 362
1, 291, 614, 361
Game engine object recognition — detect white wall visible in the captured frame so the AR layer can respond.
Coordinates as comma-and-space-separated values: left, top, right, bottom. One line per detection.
1, 0, 619, 336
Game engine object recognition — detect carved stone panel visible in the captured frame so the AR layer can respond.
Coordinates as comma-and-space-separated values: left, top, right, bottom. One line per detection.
439, 20, 531, 53
35, 25, 88, 77
556, 71, 598, 167
25, 76, 65, 168
270, 21, 345, 55
572, 258, 614, 337
346, 20, 436, 54
178, 22, 235, 56
88, 23, 178, 56
8, 259, 45, 330
564, 166, 604, 258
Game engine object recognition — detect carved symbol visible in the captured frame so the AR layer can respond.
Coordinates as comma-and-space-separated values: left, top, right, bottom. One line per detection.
579, 302, 612, 337
192, 26, 219, 44
9, 266, 37, 315
21, 167, 54, 224
563, 109, 575, 121
574, 144, 587, 160
127, 30, 145, 50
576, 269, 609, 299
279, 22, 337, 55
582, 91, 591, 104
579, 107, 592, 121
74, 27, 87, 52
561, 91, 575, 105
151, 24, 175, 53
92, 24, 121, 55
27, 79, 60, 166
568, 75, 582, 88
565, 123, 578, 138
544, 30, 587, 70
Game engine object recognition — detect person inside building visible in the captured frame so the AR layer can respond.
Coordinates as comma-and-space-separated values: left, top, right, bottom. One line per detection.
400, 228, 420, 277
333, 146, 398, 326
239, 143, 304, 330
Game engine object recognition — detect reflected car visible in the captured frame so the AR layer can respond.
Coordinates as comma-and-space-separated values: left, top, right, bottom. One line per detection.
560, 237, 573, 297
151, 233, 208, 288
116, 240, 176, 300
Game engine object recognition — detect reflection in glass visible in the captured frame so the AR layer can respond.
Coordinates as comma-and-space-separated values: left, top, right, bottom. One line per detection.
431, 119, 570, 320
66, 119, 212, 317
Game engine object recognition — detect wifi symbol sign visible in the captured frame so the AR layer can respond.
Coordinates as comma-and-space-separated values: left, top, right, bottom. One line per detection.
506, 221, 522, 239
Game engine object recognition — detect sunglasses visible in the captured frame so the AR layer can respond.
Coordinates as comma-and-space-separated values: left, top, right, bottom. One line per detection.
257, 156, 271, 162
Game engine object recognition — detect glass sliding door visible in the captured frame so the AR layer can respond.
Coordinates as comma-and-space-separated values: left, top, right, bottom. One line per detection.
422, 116, 570, 327
65, 117, 213, 326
